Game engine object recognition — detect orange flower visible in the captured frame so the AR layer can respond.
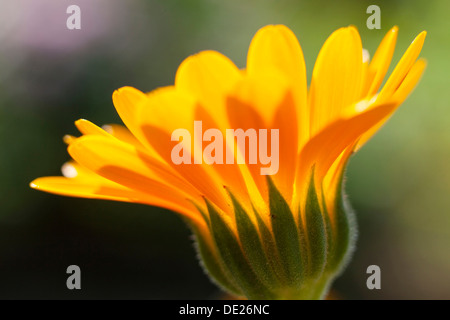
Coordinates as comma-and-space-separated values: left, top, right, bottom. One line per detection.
31, 25, 426, 299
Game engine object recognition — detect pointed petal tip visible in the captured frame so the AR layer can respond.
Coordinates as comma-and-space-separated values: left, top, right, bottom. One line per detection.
74, 118, 88, 127
414, 31, 427, 45
74, 118, 100, 136
385, 26, 399, 42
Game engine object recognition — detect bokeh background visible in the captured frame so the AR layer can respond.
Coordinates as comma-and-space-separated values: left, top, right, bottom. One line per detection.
0, 0, 448, 299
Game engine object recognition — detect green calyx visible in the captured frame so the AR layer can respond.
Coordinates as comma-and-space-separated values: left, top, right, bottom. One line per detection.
185, 172, 357, 300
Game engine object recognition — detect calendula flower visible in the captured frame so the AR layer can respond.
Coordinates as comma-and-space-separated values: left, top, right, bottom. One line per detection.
31, 25, 426, 299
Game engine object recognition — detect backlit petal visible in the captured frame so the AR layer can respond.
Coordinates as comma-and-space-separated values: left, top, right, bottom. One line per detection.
175, 50, 242, 129
365, 26, 398, 97
309, 26, 364, 135
247, 24, 308, 147
376, 31, 426, 103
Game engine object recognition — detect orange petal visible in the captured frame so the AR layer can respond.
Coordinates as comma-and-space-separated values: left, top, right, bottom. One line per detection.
226, 69, 298, 214
193, 106, 252, 213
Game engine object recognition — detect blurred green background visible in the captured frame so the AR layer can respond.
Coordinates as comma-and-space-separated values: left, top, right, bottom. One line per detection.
0, 0, 448, 299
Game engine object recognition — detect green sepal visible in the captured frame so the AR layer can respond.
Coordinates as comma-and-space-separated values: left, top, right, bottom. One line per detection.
304, 172, 327, 279
327, 176, 357, 274
183, 216, 242, 297
206, 199, 276, 299
185, 168, 357, 300
226, 189, 279, 289
319, 188, 335, 274
266, 176, 304, 287
252, 205, 289, 286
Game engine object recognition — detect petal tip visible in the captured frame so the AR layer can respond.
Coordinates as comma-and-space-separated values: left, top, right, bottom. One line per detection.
63, 134, 75, 145
253, 24, 295, 40
29, 180, 38, 189
112, 86, 145, 101
414, 31, 427, 44
74, 118, 88, 126
347, 25, 359, 33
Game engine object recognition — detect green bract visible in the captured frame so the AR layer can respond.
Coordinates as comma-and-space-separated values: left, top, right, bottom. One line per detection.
187, 173, 357, 300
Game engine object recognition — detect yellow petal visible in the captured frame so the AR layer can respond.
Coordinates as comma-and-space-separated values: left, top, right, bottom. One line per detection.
175, 50, 242, 129
225, 69, 299, 215
322, 142, 357, 220
30, 174, 204, 226
272, 91, 298, 203
226, 82, 271, 216
247, 24, 308, 147
30, 176, 140, 202
390, 58, 427, 103
309, 26, 364, 136
227, 69, 298, 203
73, 119, 162, 160
297, 101, 398, 205
138, 86, 197, 134
230, 68, 289, 125
67, 135, 203, 205
194, 105, 253, 213
366, 26, 398, 97
75, 119, 110, 137
137, 86, 233, 214
63, 134, 76, 145
355, 58, 427, 150
112, 86, 148, 143
102, 124, 143, 148
376, 31, 426, 103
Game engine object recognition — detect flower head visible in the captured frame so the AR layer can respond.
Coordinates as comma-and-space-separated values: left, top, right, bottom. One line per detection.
31, 25, 426, 299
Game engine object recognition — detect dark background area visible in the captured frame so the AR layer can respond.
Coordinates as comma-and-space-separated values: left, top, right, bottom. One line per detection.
0, 0, 449, 299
